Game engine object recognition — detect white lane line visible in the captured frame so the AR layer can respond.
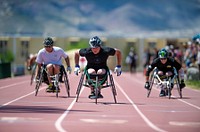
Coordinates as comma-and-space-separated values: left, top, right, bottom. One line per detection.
178, 99, 200, 110
133, 76, 200, 110
0, 81, 29, 90
0, 87, 45, 108
55, 87, 85, 132
114, 80, 167, 132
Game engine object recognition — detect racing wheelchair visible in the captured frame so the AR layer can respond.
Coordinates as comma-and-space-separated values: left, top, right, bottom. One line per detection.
75, 66, 117, 104
147, 67, 182, 99
35, 65, 70, 98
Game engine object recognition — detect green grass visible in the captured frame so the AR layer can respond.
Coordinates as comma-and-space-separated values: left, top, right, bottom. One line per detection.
186, 80, 200, 90
67, 40, 88, 50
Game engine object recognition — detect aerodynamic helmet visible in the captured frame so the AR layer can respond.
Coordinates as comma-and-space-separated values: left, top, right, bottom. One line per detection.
89, 36, 102, 48
43, 37, 54, 46
158, 48, 168, 59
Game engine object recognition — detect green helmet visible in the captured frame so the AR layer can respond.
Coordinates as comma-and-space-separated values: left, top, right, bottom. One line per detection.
158, 48, 168, 58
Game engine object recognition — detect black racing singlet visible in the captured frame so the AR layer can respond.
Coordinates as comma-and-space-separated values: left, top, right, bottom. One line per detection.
79, 46, 116, 70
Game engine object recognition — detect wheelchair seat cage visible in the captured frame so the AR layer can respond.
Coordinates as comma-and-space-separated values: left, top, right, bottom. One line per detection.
147, 67, 182, 99
34, 65, 70, 98
76, 67, 117, 104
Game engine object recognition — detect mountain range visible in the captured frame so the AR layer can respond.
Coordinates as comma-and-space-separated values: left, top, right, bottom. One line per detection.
0, 0, 200, 38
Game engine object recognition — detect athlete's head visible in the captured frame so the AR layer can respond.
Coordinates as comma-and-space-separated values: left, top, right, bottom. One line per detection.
158, 48, 168, 64
89, 36, 102, 48
43, 37, 54, 52
158, 48, 168, 59
43, 37, 54, 47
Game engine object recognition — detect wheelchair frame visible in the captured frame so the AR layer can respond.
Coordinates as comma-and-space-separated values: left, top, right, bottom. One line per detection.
147, 67, 182, 99
75, 67, 117, 104
35, 65, 70, 98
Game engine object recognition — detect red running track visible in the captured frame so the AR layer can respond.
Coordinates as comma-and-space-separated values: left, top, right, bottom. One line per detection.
0, 72, 200, 132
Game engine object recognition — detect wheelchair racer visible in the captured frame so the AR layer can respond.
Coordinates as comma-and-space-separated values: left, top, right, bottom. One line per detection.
74, 36, 122, 99
144, 48, 186, 96
35, 37, 72, 92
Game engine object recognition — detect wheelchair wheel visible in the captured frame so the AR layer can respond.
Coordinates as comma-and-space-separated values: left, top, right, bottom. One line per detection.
54, 74, 59, 98
94, 76, 99, 104
63, 70, 70, 97
76, 73, 85, 102
167, 78, 172, 99
167, 85, 172, 99
175, 77, 182, 98
35, 69, 43, 96
147, 72, 155, 98
109, 74, 117, 103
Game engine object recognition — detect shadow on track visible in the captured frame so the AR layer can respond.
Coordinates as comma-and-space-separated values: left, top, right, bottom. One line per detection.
0, 105, 99, 114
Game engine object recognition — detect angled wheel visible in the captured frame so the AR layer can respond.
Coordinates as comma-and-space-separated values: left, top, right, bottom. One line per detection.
76, 73, 85, 102
63, 70, 70, 97
147, 72, 155, 98
35, 69, 43, 96
175, 77, 182, 98
109, 74, 117, 103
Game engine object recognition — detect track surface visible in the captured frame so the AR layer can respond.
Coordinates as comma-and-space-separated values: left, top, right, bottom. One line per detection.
0, 72, 200, 132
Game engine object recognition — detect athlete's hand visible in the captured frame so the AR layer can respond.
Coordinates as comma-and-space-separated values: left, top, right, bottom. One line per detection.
114, 65, 122, 76
144, 81, 150, 90
66, 66, 72, 74
27, 66, 31, 71
74, 65, 80, 76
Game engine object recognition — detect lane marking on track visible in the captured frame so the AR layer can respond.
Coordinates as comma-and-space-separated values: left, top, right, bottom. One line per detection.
114, 80, 167, 132
0, 87, 45, 108
0, 117, 42, 123
177, 99, 200, 110
0, 81, 29, 90
133, 76, 200, 110
169, 121, 200, 127
55, 86, 85, 132
80, 119, 128, 124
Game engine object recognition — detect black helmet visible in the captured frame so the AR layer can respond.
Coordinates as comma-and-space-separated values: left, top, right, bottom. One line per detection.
89, 36, 102, 48
43, 37, 54, 46
158, 48, 168, 59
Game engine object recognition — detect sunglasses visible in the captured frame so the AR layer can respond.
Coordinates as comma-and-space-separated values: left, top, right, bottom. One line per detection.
44, 46, 52, 48
160, 58, 167, 60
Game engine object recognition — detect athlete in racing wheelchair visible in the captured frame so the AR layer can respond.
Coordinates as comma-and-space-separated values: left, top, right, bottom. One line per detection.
74, 36, 122, 103
144, 48, 185, 97
35, 37, 71, 97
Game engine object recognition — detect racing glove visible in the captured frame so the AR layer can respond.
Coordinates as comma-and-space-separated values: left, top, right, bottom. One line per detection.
74, 64, 80, 76
27, 66, 31, 71
66, 66, 72, 74
144, 81, 150, 90
114, 65, 122, 76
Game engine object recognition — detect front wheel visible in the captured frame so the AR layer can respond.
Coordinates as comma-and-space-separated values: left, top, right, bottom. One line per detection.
35, 71, 43, 96
95, 76, 99, 104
